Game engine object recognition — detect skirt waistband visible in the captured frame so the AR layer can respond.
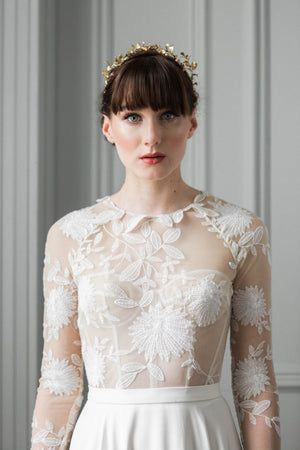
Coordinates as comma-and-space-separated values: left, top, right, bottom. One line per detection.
87, 383, 221, 404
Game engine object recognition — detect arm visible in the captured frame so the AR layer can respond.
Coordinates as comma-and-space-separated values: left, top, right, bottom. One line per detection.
230, 217, 280, 449
31, 223, 84, 449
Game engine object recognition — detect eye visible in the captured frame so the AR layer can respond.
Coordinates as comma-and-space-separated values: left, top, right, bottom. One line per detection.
161, 111, 179, 121
124, 113, 141, 123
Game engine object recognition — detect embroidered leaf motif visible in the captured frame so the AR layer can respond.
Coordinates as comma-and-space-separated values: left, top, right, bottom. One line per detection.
121, 362, 145, 373
181, 359, 194, 367
251, 246, 258, 256
229, 261, 237, 270
194, 192, 207, 202
252, 400, 271, 415
172, 210, 184, 223
120, 260, 142, 281
45, 420, 53, 431
254, 226, 264, 244
265, 416, 272, 428
125, 215, 146, 233
274, 422, 281, 437
238, 232, 253, 247
112, 220, 123, 235
116, 372, 137, 389
251, 341, 265, 357
111, 239, 120, 252
71, 354, 82, 366
43, 437, 62, 446
122, 233, 146, 244
147, 362, 164, 381
146, 264, 152, 278
239, 400, 257, 409
96, 210, 123, 224
163, 228, 181, 244
158, 215, 173, 227
32, 430, 49, 443
146, 240, 153, 255
162, 244, 184, 259
114, 298, 139, 308
110, 349, 132, 356
141, 221, 151, 238
94, 232, 103, 244
105, 283, 129, 299
151, 230, 162, 250
140, 291, 153, 307
58, 425, 66, 438
249, 414, 257, 425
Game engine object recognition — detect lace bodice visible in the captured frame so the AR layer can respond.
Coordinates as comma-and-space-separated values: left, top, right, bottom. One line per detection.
31, 192, 280, 448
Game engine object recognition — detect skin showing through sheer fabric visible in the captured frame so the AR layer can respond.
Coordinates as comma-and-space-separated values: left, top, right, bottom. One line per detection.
31, 45, 280, 450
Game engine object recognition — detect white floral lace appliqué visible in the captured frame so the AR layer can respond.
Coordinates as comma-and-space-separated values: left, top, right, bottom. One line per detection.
46, 286, 77, 341
185, 274, 227, 326
42, 350, 82, 396
128, 303, 196, 362
211, 202, 253, 238
232, 285, 270, 334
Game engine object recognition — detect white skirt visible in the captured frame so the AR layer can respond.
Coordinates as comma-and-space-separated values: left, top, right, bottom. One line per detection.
70, 384, 242, 450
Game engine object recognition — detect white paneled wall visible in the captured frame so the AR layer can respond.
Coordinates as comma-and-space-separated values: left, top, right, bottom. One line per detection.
1, 1, 299, 449
1, 1, 41, 449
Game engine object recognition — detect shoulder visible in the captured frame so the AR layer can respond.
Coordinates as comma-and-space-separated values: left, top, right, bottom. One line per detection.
202, 193, 269, 243
46, 200, 101, 246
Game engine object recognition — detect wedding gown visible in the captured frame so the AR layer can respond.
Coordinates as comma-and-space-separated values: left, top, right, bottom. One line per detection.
31, 192, 280, 449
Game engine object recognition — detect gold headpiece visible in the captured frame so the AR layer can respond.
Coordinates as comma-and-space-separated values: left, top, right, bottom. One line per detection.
102, 42, 198, 89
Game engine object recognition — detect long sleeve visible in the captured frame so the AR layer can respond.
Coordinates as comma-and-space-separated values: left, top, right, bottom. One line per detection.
230, 216, 280, 449
31, 222, 84, 449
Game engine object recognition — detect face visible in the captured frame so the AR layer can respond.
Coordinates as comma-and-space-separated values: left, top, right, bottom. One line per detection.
102, 106, 197, 182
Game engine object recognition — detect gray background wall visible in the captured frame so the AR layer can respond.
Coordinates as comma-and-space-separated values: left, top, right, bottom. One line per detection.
1, 0, 299, 449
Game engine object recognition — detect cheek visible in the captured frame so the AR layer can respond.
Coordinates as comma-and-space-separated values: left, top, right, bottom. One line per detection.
166, 127, 189, 148
113, 126, 139, 151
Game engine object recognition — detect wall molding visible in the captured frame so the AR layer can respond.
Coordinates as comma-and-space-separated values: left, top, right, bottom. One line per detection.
182, 0, 210, 192
276, 365, 300, 389
242, 0, 271, 230
1, 1, 41, 448
90, 0, 114, 200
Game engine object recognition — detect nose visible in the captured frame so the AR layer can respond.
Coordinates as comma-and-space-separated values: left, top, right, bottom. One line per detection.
143, 117, 161, 147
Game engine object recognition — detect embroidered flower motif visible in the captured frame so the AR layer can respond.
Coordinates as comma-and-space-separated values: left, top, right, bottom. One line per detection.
78, 276, 97, 321
59, 207, 98, 241
233, 356, 270, 400
185, 274, 225, 326
46, 286, 77, 340
232, 285, 269, 334
213, 202, 253, 238
42, 354, 81, 395
128, 303, 195, 362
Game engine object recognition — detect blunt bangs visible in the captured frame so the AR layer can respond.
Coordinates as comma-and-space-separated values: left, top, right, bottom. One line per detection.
110, 54, 194, 115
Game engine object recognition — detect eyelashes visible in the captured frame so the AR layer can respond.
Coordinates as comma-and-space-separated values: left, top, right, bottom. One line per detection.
124, 113, 141, 123
122, 110, 180, 124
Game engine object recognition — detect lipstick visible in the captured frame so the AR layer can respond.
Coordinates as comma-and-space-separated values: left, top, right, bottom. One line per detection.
140, 152, 166, 165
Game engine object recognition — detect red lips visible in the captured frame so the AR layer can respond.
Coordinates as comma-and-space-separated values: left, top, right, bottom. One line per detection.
140, 152, 166, 165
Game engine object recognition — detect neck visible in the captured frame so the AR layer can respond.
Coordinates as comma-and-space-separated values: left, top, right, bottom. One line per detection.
110, 172, 199, 215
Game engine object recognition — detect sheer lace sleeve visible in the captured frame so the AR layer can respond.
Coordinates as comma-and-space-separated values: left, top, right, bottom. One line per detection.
31, 222, 84, 449
230, 216, 280, 449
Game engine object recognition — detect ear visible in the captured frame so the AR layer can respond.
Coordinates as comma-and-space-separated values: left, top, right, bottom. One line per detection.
187, 108, 198, 139
102, 115, 115, 144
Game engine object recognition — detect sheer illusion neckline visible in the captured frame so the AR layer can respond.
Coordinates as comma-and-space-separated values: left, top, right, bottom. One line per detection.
98, 192, 206, 218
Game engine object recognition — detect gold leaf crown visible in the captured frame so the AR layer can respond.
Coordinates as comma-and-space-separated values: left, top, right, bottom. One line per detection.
102, 42, 198, 89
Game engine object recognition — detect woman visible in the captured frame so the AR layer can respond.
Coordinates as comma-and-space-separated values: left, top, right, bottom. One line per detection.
31, 43, 280, 449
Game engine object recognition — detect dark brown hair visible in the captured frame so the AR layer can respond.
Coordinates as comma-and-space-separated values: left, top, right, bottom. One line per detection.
99, 49, 198, 125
